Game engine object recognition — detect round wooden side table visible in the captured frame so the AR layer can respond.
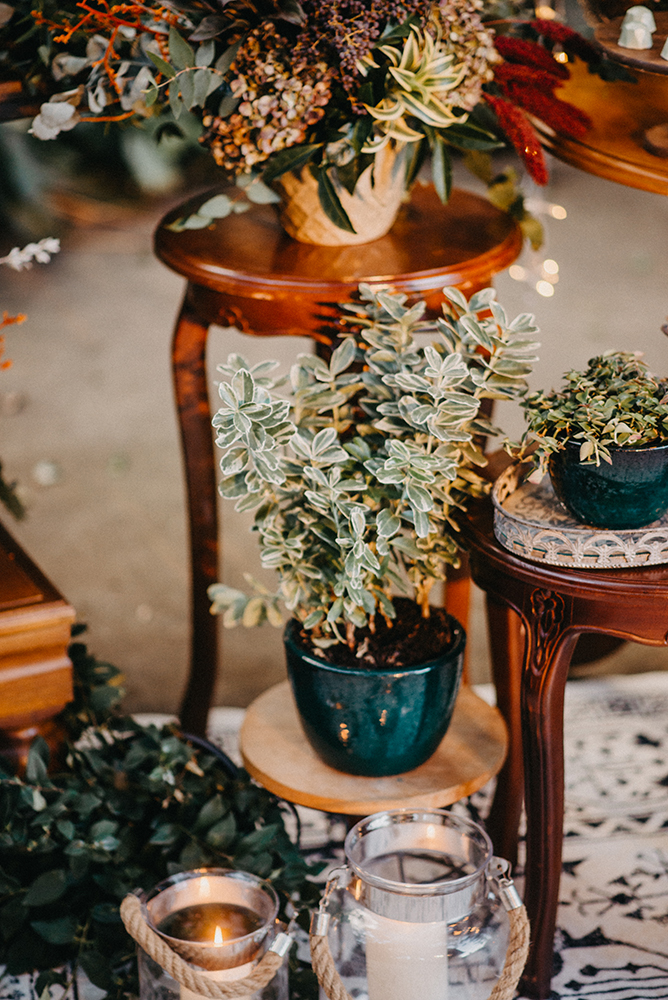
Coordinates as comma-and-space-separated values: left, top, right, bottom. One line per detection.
153, 184, 522, 734
240, 680, 508, 816
531, 56, 668, 195
456, 494, 668, 1000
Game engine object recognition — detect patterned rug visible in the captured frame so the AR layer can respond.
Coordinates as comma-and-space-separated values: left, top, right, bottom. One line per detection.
4, 672, 668, 1000
208, 672, 668, 1000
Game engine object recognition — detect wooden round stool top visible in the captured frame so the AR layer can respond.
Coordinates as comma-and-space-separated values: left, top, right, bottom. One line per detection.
240, 681, 507, 816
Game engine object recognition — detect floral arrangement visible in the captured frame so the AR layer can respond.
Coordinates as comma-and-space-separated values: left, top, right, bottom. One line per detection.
514, 350, 668, 478
2, 0, 612, 236
208, 282, 539, 657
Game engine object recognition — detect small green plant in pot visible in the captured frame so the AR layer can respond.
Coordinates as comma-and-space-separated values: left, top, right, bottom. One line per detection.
209, 283, 539, 776
515, 351, 668, 530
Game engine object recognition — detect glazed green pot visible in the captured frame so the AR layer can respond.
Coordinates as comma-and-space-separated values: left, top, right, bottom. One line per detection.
283, 615, 465, 777
549, 439, 668, 529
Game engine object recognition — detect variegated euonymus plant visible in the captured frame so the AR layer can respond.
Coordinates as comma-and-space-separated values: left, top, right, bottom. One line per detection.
514, 351, 668, 481
208, 283, 539, 651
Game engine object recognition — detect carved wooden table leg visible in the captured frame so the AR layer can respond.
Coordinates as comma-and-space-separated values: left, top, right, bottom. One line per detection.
519, 590, 581, 999
484, 595, 525, 866
172, 288, 218, 735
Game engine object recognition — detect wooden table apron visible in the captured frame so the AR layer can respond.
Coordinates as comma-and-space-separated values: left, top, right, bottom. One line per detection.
154, 185, 521, 735
457, 498, 668, 999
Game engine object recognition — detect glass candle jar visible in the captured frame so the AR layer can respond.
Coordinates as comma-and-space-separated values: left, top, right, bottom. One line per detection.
135, 868, 288, 1000
323, 810, 510, 1000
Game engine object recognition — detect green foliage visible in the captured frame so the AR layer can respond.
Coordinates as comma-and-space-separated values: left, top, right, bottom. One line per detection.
514, 351, 668, 477
208, 284, 539, 648
0, 633, 322, 998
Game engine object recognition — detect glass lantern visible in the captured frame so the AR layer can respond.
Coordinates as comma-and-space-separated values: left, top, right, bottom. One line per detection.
135, 868, 289, 1000
321, 809, 511, 1000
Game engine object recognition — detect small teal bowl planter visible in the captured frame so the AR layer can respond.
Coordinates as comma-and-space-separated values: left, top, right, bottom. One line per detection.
283, 616, 465, 777
549, 440, 668, 530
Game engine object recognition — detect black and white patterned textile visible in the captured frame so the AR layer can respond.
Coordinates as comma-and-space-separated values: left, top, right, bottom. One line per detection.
207, 676, 668, 1000
4, 673, 668, 1000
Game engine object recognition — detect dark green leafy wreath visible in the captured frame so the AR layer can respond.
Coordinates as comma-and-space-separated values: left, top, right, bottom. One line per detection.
0, 628, 323, 1000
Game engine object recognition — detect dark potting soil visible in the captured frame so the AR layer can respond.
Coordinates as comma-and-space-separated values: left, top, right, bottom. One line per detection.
294, 597, 454, 670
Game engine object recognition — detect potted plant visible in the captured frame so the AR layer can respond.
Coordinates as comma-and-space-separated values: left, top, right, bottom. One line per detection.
1, 0, 610, 246
208, 283, 539, 776
514, 350, 668, 530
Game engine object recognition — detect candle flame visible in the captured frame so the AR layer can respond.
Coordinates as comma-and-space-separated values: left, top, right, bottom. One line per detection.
214, 925, 224, 946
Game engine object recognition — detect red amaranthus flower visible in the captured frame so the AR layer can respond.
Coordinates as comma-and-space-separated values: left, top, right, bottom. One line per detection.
483, 93, 549, 185
486, 23, 594, 184
493, 62, 562, 92
493, 35, 569, 79
531, 18, 602, 63
501, 83, 592, 139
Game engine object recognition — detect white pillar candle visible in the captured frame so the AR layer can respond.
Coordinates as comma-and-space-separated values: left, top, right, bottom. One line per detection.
364, 912, 448, 1000
180, 958, 258, 1000
623, 5, 656, 30
618, 21, 653, 48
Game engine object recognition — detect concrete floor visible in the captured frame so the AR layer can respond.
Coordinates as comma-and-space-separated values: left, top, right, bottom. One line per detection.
1, 133, 668, 716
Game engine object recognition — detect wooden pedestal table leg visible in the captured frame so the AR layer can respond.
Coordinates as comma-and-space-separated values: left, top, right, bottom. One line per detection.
519, 588, 580, 1000
172, 288, 218, 736
484, 595, 525, 867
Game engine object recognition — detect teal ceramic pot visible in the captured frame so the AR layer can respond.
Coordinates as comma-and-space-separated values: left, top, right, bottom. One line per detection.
283, 616, 465, 777
549, 439, 668, 529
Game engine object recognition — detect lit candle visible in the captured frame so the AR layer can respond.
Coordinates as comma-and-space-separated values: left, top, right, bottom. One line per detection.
141, 870, 281, 1000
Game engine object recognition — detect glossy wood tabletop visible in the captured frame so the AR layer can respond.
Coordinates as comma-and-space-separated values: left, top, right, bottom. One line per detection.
155, 183, 523, 339
531, 56, 668, 194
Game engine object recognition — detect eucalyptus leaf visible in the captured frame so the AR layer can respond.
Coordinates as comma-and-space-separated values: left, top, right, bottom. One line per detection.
146, 50, 175, 80
195, 39, 215, 67
24, 870, 68, 907
31, 915, 78, 945
205, 812, 237, 849
169, 27, 195, 69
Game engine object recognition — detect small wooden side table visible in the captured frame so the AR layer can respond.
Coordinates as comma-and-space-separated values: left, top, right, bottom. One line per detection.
531, 57, 668, 195
154, 184, 522, 734
456, 495, 668, 1000
240, 680, 507, 816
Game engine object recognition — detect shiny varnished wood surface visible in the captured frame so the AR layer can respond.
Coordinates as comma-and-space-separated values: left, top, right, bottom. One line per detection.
457, 495, 668, 999
0, 520, 75, 772
531, 57, 668, 194
240, 680, 508, 816
155, 184, 523, 340
154, 186, 522, 736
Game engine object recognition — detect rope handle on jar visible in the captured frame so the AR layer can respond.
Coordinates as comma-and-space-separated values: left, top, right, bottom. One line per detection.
309, 859, 530, 1000
120, 892, 293, 1000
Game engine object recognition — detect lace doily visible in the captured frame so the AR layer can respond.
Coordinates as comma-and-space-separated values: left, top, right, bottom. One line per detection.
492, 464, 668, 569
